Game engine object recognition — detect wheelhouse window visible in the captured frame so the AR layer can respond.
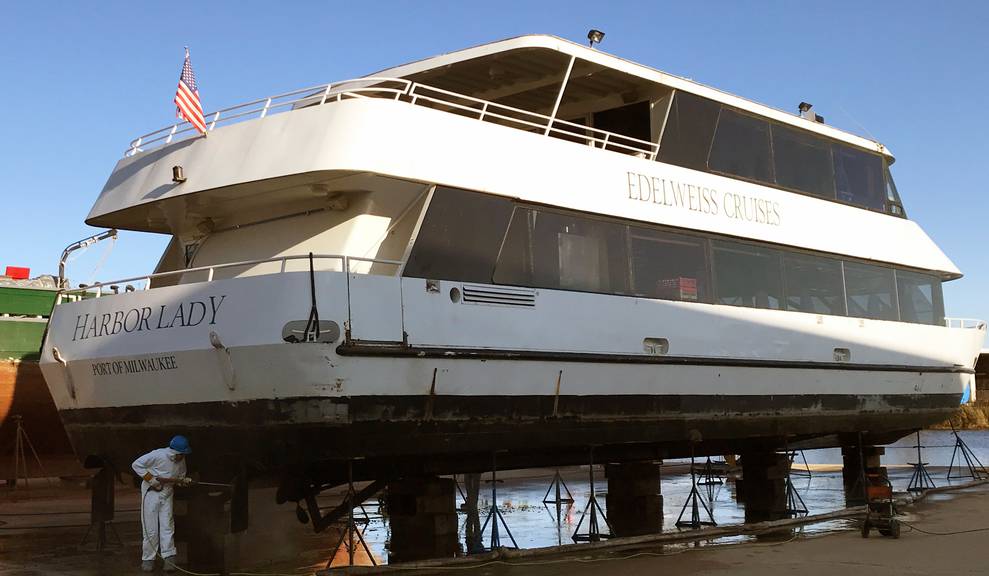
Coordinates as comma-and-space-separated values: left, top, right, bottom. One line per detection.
783, 253, 846, 316
772, 124, 835, 199
708, 109, 774, 184
628, 227, 710, 302
403, 187, 514, 282
713, 241, 783, 310
896, 270, 944, 325
844, 262, 898, 321
884, 164, 906, 217
494, 208, 629, 294
833, 145, 885, 212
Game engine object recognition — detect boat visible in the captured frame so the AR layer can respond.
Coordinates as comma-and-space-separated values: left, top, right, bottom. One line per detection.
1, 269, 78, 480
39, 35, 985, 499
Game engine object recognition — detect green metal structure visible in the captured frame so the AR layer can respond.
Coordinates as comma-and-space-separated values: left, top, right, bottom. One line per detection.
0, 286, 58, 362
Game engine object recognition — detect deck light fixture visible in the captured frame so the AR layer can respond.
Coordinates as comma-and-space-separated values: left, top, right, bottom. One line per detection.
172, 165, 187, 183
587, 29, 605, 48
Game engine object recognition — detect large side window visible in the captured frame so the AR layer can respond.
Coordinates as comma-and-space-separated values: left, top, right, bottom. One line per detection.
896, 270, 944, 325
844, 262, 898, 321
708, 109, 774, 184
783, 253, 846, 316
713, 241, 783, 310
403, 187, 514, 282
494, 208, 629, 294
628, 227, 710, 303
657, 92, 721, 171
772, 124, 836, 198
833, 145, 885, 211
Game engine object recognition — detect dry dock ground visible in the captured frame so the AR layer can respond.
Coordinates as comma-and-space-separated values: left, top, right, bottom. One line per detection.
3, 479, 989, 575
459, 485, 989, 576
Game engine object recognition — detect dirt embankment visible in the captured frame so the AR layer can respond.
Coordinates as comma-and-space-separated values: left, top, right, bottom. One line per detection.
931, 402, 989, 430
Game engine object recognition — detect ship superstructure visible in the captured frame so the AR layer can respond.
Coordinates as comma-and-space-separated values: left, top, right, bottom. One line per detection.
40, 36, 984, 494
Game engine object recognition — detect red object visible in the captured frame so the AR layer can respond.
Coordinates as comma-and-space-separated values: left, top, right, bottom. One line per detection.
5, 266, 29, 280
657, 277, 698, 301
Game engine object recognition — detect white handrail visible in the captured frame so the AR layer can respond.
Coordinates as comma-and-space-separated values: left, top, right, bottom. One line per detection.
945, 317, 987, 330
61, 253, 403, 297
123, 76, 660, 159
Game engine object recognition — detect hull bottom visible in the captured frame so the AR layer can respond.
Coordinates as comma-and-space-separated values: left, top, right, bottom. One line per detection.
59, 392, 957, 488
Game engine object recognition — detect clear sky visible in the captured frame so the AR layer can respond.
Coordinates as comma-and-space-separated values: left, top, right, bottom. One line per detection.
1, 1, 986, 340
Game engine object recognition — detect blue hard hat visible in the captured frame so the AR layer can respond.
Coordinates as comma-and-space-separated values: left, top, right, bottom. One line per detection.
169, 435, 192, 454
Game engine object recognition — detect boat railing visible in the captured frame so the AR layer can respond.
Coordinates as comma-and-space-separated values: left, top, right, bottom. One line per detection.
125, 77, 659, 159
58, 254, 403, 300
944, 317, 987, 330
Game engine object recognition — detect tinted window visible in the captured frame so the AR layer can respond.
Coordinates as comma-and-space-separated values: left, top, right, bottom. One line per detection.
772, 124, 835, 198
844, 262, 898, 321
709, 109, 774, 183
593, 101, 651, 152
628, 227, 710, 302
494, 208, 628, 294
658, 92, 721, 171
833, 145, 885, 211
783, 254, 846, 316
884, 165, 907, 218
713, 241, 783, 310
404, 187, 513, 282
896, 270, 944, 325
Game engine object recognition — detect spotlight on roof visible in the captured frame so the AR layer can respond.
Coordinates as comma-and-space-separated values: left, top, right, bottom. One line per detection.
587, 29, 605, 48
798, 102, 824, 124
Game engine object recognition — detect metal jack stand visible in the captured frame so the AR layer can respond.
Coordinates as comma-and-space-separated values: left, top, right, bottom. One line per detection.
480, 452, 517, 550
80, 466, 122, 551
542, 470, 575, 505
907, 430, 936, 493
947, 425, 988, 480
781, 450, 808, 517
788, 450, 812, 478
696, 457, 723, 486
676, 448, 717, 529
572, 447, 613, 542
7, 415, 51, 489
454, 474, 468, 506
327, 461, 376, 569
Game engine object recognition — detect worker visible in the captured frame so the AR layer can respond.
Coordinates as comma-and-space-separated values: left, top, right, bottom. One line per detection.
132, 435, 193, 573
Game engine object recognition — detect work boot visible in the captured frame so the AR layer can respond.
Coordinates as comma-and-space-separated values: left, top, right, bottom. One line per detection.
162, 558, 176, 573
141, 560, 154, 572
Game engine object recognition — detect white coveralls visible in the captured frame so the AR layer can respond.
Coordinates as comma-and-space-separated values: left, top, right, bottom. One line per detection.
132, 447, 187, 562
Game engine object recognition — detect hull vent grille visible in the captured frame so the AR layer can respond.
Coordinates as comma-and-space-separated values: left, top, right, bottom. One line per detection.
461, 284, 536, 307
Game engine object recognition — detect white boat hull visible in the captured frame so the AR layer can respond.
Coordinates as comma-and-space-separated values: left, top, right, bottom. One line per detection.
39, 271, 982, 480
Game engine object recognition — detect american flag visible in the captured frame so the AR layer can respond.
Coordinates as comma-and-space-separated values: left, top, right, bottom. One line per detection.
174, 47, 207, 134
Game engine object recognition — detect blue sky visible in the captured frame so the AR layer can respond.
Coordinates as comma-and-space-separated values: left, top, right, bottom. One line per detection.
2, 1, 986, 337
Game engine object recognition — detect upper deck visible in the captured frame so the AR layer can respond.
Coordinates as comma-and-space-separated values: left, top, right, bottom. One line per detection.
88, 35, 956, 277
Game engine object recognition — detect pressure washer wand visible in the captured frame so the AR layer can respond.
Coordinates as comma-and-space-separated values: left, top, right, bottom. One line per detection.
193, 480, 234, 488
155, 477, 234, 488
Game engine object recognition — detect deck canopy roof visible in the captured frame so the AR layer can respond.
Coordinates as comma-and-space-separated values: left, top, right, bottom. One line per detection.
375, 35, 892, 159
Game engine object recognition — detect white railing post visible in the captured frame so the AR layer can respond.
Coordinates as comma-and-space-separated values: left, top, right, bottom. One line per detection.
479, 102, 489, 122
259, 97, 272, 118
544, 56, 576, 136
208, 111, 221, 131
207, 268, 214, 282
320, 83, 333, 105
164, 125, 178, 144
